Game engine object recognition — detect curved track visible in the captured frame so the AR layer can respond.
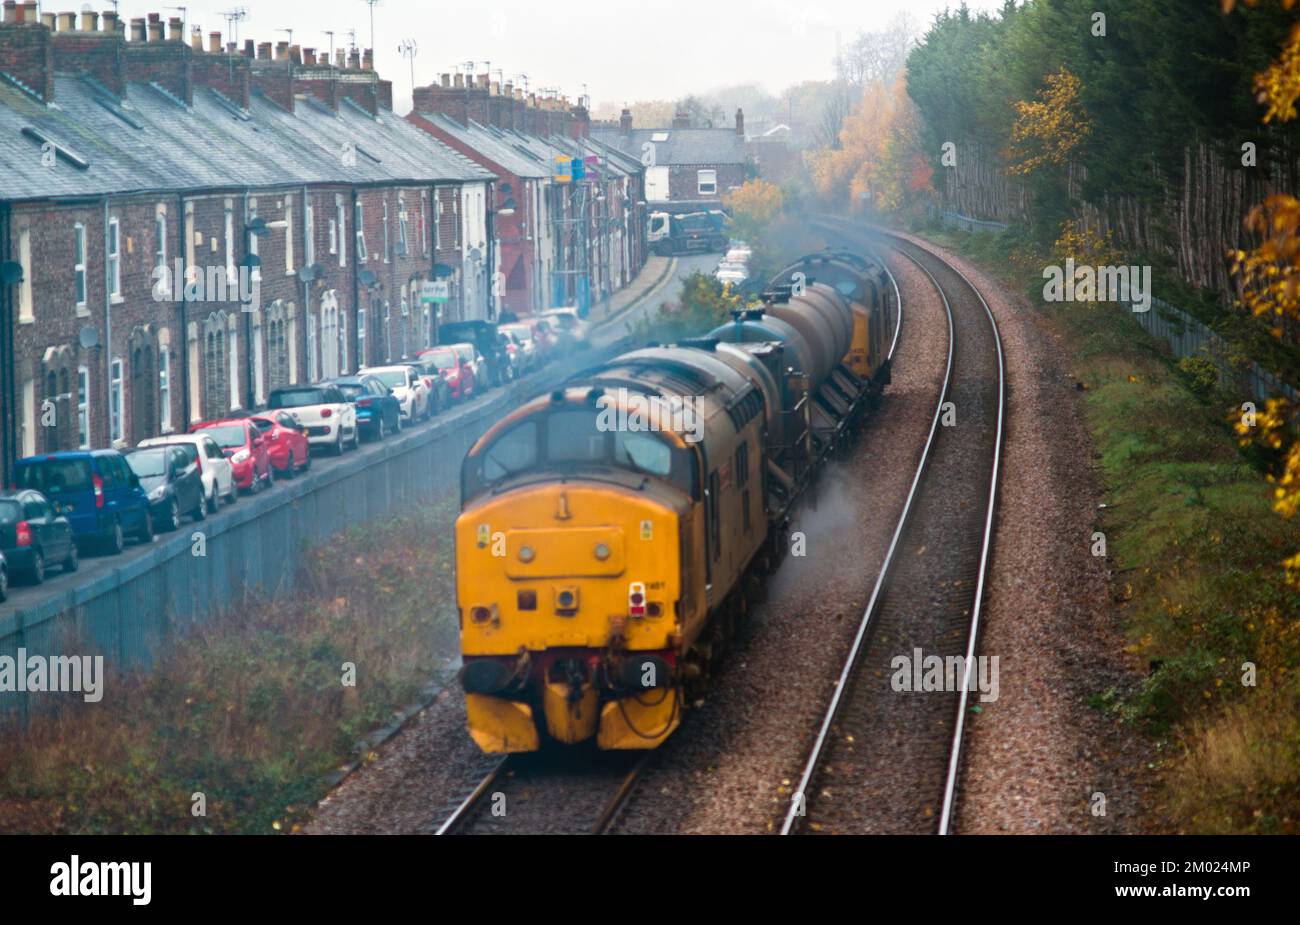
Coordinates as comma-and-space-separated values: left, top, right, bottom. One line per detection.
781, 220, 1005, 835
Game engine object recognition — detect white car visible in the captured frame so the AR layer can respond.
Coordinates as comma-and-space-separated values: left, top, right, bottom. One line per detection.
540, 307, 591, 348
725, 245, 752, 263
138, 432, 236, 513
364, 364, 431, 423
268, 383, 359, 455
500, 324, 538, 371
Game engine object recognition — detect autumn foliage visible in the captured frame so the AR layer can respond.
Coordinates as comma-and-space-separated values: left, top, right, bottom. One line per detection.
1006, 67, 1091, 176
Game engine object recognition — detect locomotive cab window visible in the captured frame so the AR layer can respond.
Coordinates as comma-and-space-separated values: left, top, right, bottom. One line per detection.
464, 407, 698, 500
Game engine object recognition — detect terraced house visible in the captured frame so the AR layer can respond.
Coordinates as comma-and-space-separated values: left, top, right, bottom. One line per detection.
0, 3, 494, 485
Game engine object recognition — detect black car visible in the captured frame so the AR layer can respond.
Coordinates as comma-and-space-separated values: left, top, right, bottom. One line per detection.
0, 489, 79, 584
439, 320, 509, 388
332, 374, 402, 440
123, 445, 206, 532
0, 550, 7, 602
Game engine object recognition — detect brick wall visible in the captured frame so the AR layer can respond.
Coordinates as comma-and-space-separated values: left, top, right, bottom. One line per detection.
667, 163, 745, 202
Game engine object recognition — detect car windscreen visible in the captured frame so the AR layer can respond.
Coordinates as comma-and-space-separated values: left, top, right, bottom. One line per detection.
503, 326, 533, 342
0, 500, 21, 524
372, 370, 407, 388
269, 388, 329, 409
335, 383, 366, 400
126, 449, 169, 478
200, 424, 247, 448
16, 458, 93, 495
427, 352, 456, 370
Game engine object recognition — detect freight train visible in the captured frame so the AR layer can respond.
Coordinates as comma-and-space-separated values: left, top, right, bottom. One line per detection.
453, 249, 897, 753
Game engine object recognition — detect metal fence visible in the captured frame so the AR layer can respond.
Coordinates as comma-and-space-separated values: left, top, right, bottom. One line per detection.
929, 206, 1010, 235
1130, 296, 1298, 404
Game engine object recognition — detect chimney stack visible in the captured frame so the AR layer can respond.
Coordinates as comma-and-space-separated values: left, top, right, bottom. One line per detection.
619, 107, 632, 133
347, 47, 360, 69
735, 107, 744, 136
453, 72, 464, 88
147, 13, 164, 43
289, 44, 301, 65
190, 27, 203, 52
2, 2, 16, 26
275, 40, 289, 61
440, 72, 450, 88
56, 11, 75, 32
257, 41, 272, 60
362, 47, 373, 70
303, 47, 316, 66
335, 48, 346, 68
209, 31, 222, 54
130, 17, 145, 41
40, 11, 54, 29
168, 16, 184, 42
81, 10, 97, 32
243, 39, 253, 57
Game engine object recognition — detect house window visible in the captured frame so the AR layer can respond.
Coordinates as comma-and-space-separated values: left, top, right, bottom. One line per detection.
229, 327, 240, 409
77, 366, 90, 448
20, 379, 35, 457
267, 303, 290, 392
336, 195, 347, 266
284, 194, 295, 274
355, 202, 368, 262
305, 201, 316, 267
328, 218, 338, 255
398, 195, 409, 257
107, 218, 122, 299
224, 201, 236, 284
109, 358, 124, 444
697, 169, 717, 196
248, 198, 259, 270
419, 191, 428, 255
74, 223, 87, 305
356, 308, 366, 368
158, 350, 171, 433
382, 199, 391, 263
154, 209, 168, 291
306, 313, 317, 382
17, 227, 32, 322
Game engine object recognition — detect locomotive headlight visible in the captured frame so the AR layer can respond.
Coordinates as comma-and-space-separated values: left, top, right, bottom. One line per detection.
593, 543, 610, 561
518, 545, 536, 563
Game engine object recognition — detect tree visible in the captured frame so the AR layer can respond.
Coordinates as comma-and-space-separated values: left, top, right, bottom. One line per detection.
1005, 67, 1091, 176
724, 179, 785, 244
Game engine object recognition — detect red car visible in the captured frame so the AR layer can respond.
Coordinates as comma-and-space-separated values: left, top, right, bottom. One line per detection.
249, 411, 311, 479
419, 346, 476, 401
189, 418, 272, 494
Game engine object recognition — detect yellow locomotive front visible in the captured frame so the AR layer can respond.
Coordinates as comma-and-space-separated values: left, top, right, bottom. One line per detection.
455, 389, 704, 753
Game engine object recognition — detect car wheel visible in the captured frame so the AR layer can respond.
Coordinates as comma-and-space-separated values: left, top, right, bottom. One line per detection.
376, 416, 387, 440
300, 453, 312, 473
63, 541, 79, 573
166, 498, 180, 532
29, 550, 45, 585
136, 511, 155, 544
350, 427, 360, 451
193, 493, 207, 521
105, 519, 125, 556
282, 455, 297, 479
0, 566, 7, 602
206, 488, 219, 515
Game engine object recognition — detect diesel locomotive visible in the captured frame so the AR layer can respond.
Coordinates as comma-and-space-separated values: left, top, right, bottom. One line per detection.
453, 249, 898, 752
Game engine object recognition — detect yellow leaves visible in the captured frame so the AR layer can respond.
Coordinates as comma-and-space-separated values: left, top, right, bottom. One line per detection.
1054, 219, 1122, 266
722, 179, 785, 242
1006, 67, 1091, 176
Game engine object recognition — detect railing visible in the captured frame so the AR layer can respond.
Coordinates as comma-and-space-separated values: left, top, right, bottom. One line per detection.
928, 206, 1009, 235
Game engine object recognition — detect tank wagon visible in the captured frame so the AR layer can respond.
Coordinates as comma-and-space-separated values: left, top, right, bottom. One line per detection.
452, 249, 898, 752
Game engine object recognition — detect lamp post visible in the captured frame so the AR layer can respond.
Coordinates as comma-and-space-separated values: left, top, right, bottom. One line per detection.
243, 217, 288, 410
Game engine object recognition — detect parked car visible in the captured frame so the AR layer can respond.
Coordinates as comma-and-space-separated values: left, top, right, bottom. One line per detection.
419, 346, 476, 401
500, 323, 539, 372
333, 375, 402, 441
445, 343, 490, 391
523, 318, 558, 363
409, 361, 451, 415
248, 412, 312, 478
500, 329, 528, 379
139, 432, 236, 513
190, 418, 273, 494
14, 450, 154, 554
540, 307, 592, 349
0, 489, 79, 583
0, 550, 7, 602
364, 365, 432, 424
123, 445, 206, 531
439, 320, 510, 387
268, 384, 359, 455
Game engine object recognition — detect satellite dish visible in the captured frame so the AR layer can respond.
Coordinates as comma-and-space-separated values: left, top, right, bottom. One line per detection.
242, 253, 262, 270
432, 263, 454, 279
358, 269, 377, 287
298, 263, 323, 283
79, 326, 99, 349
499, 181, 512, 194
503, 197, 517, 211
469, 247, 482, 262
0, 261, 22, 286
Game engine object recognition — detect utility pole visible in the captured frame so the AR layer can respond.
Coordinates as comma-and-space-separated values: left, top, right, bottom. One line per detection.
398, 38, 418, 101
361, 0, 379, 65
323, 30, 335, 59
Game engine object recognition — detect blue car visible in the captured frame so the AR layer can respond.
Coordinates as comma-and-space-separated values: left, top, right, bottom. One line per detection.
15, 451, 155, 555
331, 375, 402, 441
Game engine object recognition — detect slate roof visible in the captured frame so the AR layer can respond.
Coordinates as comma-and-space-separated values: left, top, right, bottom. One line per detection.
415, 112, 552, 179
589, 126, 746, 166
0, 74, 493, 204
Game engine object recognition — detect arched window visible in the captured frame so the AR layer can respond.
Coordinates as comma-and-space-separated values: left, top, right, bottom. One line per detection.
267, 301, 290, 392
203, 312, 229, 419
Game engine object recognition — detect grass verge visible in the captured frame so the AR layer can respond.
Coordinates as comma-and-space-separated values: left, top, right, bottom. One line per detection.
914, 219, 1300, 834
0, 498, 460, 834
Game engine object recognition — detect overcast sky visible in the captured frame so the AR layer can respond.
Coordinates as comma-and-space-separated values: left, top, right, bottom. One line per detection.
105, 0, 1007, 113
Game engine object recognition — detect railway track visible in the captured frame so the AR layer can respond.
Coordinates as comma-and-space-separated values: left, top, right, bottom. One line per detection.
782, 220, 1005, 835
434, 749, 647, 835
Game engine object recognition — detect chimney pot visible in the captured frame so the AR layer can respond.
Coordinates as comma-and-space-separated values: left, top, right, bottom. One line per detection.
80, 10, 97, 32
101, 10, 118, 33
148, 17, 164, 43
208, 31, 222, 54
258, 41, 272, 60
19, 0, 34, 24
168, 16, 184, 42
2, 1, 16, 26
275, 40, 289, 61
39, 11, 52, 29
490, 81, 499, 96
347, 48, 361, 69
190, 27, 203, 51
362, 48, 374, 70
303, 48, 316, 66
289, 44, 301, 65
243, 39, 253, 57
56, 11, 75, 33
440, 73, 451, 88
453, 73, 464, 88
335, 49, 346, 68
